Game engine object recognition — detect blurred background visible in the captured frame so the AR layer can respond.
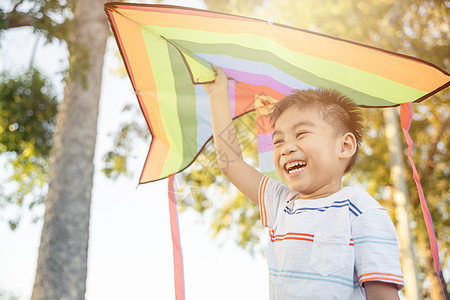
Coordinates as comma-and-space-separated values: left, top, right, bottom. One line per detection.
0, 0, 448, 299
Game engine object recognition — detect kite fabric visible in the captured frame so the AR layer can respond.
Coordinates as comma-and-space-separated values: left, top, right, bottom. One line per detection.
400, 103, 445, 296
167, 174, 185, 299
104, 3, 449, 184
104, 2, 449, 298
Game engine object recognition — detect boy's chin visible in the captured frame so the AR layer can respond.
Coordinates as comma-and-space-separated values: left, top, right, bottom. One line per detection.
282, 178, 302, 192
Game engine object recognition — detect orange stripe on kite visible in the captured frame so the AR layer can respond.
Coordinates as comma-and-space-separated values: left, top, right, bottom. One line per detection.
112, 11, 167, 141
140, 139, 170, 183
113, 6, 448, 92
256, 115, 273, 135
110, 10, 170, 182
112, 4, 243, 20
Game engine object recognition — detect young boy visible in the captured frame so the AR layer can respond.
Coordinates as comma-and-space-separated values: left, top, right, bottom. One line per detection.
204, 67, 403, 299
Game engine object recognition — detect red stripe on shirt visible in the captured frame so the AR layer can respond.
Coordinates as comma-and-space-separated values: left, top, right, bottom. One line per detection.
270, 232, 354, 246
360, 276, 404, 285
359, 272, 404, 280
271, 232, 314, 242
359, 272, 404, 285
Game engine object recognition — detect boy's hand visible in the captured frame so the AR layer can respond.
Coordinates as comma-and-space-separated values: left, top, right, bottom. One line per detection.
204, 66, 228, 97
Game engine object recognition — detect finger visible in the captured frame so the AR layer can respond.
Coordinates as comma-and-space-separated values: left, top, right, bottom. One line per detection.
203, 84, 211, 94
212, 65, 225, 76
215, 68, 226, 79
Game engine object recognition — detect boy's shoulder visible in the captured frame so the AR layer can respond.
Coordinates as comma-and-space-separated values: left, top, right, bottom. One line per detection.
339, 186, 384, 214
264, 176, 385, 214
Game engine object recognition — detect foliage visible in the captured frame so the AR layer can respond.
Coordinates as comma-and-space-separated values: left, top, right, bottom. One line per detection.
1, 0, 92, 86
102, 104, 150, 180
203, 0, 265, 16
0, 288, 21, 300
179, 112, 264, 254
1, 0, 74, 40
0, 68, 58, 229
0, 0, 88, 229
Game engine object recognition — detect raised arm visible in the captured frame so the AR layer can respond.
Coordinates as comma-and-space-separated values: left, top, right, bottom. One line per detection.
204, 66, 263, 204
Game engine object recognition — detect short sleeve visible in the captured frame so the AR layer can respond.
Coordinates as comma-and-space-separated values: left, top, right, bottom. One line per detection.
352, 208, 404, 290
258, 176, 291, 229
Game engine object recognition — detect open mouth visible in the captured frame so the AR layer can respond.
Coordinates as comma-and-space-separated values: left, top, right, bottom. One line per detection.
284, 161, 307, 174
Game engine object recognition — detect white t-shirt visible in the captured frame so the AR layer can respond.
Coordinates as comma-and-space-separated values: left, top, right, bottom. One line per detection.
258, 176, 404, 299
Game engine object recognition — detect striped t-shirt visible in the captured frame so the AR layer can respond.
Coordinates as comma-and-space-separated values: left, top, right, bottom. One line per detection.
258, 176, 404, 299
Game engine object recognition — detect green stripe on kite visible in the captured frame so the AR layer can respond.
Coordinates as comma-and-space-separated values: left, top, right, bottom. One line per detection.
173, 40, 400, 106
146, 26, 428, 103
168, 44, 200, 173
142, 27, 184, 177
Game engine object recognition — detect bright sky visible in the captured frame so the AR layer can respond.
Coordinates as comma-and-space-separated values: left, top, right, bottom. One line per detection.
0, 1, 269, 299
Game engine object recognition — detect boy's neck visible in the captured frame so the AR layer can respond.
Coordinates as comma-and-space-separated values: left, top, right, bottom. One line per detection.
296, 179, 343, 200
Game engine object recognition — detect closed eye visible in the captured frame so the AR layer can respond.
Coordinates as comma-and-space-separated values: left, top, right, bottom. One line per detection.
273, 139, 284, 146
296, 131, 308, 138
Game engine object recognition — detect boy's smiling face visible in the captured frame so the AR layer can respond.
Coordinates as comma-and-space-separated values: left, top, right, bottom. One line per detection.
272, 106, 348, 199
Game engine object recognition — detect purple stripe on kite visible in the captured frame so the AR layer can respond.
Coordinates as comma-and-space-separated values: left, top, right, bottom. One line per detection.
228, 80, 236, 118
222, 68, 293, 96
258, 132, 274, 153
197, 53, 315, 92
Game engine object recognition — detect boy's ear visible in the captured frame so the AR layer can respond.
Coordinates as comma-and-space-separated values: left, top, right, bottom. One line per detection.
338, 132, 357, 159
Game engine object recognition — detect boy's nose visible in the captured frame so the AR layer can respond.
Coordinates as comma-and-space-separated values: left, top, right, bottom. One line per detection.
281, 142, 298, 156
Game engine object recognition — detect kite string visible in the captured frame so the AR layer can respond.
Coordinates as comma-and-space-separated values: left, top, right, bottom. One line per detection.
168, 175, 186, 300
399, 103, 445, 297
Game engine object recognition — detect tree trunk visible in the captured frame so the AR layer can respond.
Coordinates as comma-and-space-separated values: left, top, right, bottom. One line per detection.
31, 0, 109, 299
417, 228, 447, 300
383, 107, 422, 300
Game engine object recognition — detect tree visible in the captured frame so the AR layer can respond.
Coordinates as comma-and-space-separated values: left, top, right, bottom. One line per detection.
384, 107, 422, 300
2, 0, 109, 298
31, 0, 109, 298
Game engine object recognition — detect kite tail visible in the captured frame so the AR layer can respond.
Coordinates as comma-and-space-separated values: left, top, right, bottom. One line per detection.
168, 174, 186, 300
399, 103, 444, 297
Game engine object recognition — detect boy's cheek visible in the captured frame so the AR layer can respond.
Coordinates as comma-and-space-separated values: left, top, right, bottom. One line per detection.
272, 158, 284, 178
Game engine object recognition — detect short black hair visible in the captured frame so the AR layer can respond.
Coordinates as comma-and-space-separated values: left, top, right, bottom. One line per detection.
270, 89, 364, 173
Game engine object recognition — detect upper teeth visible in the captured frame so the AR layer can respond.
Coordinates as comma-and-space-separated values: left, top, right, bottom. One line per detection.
286, 161, 304, 168
285, 161, 306, 173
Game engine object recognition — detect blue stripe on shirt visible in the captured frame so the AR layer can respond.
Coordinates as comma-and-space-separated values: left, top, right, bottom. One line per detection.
353, 235, 398, 246
269, 268, 360, 289
284, 199, 362, 217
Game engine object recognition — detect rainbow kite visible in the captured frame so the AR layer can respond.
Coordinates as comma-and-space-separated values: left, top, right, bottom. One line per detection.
104, 3, 449, 299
